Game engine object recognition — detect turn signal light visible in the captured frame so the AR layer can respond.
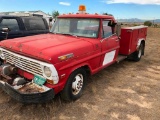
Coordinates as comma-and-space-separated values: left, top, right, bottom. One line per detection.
58, 56, 67, 61
79, 5, 86, 11
47, 79, 54, 84
58, 53, 74, 61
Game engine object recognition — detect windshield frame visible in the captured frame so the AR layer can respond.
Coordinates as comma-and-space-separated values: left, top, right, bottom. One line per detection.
50, 18, 100, 38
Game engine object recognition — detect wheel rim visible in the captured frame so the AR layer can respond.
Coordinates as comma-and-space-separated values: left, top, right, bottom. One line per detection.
138, 47, 142, 58
72, 74, 83, 95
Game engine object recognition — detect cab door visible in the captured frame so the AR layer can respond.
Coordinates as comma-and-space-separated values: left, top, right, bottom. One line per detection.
22, 17, 49, 36
0, 17, 23, 40
100, 20, 120, 67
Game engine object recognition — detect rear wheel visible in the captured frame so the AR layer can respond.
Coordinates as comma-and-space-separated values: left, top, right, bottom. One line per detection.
132, 43, 144, 62
60, 68, 87, 101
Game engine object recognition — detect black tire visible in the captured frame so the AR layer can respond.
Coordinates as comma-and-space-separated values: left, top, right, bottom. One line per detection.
60, 68, 87, 101
0, 58, 3, 65
132, 43, 144, 62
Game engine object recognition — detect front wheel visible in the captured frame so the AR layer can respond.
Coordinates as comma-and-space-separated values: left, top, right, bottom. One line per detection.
60, 68, 87, 101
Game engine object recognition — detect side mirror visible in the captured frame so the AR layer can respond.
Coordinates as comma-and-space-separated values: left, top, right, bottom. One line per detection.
115, 23, 121, 37
108, 21, 117, 27
1, 27, 10, 39
2, 27, 10, 32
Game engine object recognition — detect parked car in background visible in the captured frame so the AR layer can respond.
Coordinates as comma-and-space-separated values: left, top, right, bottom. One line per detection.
0, 16, 49, 40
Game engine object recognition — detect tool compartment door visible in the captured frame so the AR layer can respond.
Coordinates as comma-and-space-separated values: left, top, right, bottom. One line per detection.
119, 26, 147, 55
119, 28, 133, 55
129, 29, 139, 54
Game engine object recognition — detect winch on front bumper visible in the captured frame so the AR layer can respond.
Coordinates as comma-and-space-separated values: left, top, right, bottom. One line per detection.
0, 64, 55, 103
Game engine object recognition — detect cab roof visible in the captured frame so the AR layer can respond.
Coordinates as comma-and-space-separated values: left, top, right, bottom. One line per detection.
0, 15, 43, 19
58, 14, 116, 22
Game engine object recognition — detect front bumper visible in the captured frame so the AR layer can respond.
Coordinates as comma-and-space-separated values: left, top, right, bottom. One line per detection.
0, 79, 55, 104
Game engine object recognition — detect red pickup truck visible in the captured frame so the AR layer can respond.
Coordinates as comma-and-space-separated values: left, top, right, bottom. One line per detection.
0, 6, 147, 103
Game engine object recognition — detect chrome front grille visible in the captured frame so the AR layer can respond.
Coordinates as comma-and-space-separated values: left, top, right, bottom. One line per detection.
2, 50, 43, 76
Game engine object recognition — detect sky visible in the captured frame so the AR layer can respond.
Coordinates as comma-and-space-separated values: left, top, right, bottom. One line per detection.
0, 0, 160, 20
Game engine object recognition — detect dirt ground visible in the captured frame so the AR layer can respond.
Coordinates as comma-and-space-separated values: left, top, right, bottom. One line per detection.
0, 27, 160, 120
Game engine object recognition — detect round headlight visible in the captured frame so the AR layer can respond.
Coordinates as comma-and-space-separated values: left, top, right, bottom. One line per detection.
44, 66, 52, 77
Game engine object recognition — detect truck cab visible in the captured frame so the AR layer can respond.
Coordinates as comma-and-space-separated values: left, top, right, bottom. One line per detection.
0, 5, 147, 103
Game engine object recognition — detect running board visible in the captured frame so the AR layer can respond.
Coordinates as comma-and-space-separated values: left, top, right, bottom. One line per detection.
116, 55, 127, 63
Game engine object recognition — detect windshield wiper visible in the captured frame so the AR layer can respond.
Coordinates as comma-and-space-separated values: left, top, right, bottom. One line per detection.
50, 32, 77, 37
61, 33, 77, 37
50, 32, 60, 34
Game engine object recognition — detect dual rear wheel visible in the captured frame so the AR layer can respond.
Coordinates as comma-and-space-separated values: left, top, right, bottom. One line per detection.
129, 43, 144, 62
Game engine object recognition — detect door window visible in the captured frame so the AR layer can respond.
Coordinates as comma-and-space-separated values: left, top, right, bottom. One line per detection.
22, 17, 46, 31
0, 19, 19, 31
102, 21, 113, 38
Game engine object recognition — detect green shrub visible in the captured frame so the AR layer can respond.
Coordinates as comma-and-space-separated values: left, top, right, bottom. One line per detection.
144, 21, 152, 26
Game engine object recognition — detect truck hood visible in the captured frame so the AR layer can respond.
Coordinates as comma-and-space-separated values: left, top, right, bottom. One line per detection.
0, 34, 95, 64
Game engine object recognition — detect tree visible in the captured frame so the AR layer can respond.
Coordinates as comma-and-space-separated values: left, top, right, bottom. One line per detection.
144, 21, 152, 27
52, 11, 60, 18
154, 24, 158, 27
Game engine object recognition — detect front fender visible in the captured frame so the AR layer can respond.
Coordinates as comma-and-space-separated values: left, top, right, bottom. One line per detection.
57, 62, 92, 91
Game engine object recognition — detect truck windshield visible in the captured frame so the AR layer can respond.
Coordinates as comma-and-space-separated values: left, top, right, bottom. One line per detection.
51, 18, 99, 38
